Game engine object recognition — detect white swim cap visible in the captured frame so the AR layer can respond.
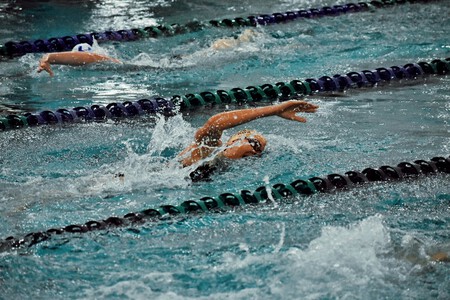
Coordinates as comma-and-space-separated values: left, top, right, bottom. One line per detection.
72, 43, 93, 52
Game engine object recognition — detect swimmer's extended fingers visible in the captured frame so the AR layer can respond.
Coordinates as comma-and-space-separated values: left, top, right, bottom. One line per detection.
37, 61, 54, 76
277, 100, 318, 122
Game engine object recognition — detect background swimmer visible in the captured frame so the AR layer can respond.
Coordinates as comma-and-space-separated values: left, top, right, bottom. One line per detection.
36, 29, 258, 76
211, 29, 258, 50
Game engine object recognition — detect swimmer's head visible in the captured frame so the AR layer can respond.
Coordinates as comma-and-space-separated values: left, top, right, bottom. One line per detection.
223, 129, 267, 159
72, 43, 93, 52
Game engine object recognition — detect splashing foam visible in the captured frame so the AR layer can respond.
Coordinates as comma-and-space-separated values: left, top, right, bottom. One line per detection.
210, 215, 393, 299
129, 52, 196, 69
275, 215, 392, 298
263, 175, 278, 207
1, 115, 196, 207
127, 29, 271, 70
85, 216, 395, 299
80, 114, 196, 196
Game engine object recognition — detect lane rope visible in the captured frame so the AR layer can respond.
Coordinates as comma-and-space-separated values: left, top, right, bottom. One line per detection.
0, 0, 439, 58
1, 57, 449, 132
0, 155, 448, 252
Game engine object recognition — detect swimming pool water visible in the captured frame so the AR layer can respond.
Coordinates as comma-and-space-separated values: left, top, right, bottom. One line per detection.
0, 0, 449, 299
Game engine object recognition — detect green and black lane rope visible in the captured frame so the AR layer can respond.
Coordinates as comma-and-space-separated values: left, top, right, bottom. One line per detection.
0, 155, 448, 252
0, 0, 439, 58
1, 57, 449, 132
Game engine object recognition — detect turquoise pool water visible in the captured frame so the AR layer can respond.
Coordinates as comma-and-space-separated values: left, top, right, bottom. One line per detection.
0, 0, 449, 299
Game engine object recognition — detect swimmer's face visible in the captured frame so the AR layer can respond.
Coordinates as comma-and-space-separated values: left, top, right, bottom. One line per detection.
223, 130, 267, 159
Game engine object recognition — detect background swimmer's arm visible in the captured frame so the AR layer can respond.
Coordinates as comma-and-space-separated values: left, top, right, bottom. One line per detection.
194, 100, 318, 145
37, 52, 121, 76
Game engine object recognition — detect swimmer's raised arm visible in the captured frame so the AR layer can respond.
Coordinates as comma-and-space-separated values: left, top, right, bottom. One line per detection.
37, 52, 121, 76
179, 100, 318, 167
194, 100, 318, 146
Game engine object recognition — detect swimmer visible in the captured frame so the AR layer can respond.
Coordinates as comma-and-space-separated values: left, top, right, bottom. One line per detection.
37, 42, 121, 76
211, 29, 258, 50
35, 29, 255, 76
178, 100, 318, 180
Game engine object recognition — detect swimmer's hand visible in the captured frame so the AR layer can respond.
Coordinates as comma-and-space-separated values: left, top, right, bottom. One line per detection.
37, 54, 54, 76
276, 100, 319, 123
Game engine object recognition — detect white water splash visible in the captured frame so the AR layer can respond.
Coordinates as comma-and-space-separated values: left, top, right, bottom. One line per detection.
206, 215, 393, 299
80, 114, 196, 196
263, 175, 278, 207
88, 216, 393, 300
126, 29, 273, 71
1, 115, 197, 211
273, 222, 286, 253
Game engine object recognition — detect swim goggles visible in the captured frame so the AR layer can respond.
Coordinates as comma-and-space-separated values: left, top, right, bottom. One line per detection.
245, 137, 263, 153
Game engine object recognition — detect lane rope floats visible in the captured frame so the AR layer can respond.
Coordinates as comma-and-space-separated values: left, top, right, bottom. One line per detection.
1, 57, 449, 132
0, 0, 438, 58
0, 155, 448, 252
0, 97, 176, 131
